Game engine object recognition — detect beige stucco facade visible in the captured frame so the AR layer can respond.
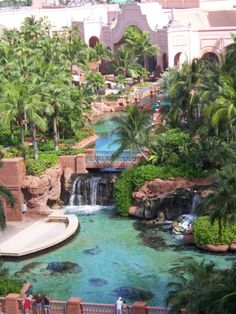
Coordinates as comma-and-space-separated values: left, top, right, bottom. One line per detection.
1, 1, 236, 71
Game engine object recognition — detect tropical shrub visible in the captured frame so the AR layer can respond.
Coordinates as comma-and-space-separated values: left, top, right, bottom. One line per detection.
75, 127, 95, 142
150, 128, 190, 165
114, 164, 197, 216
0, 264, 23, 296
193, 216, 236, 245
58, 147, 85, 156
25, 153, 58, 176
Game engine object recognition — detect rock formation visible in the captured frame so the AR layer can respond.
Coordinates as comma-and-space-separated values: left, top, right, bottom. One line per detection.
22, 163, 63, 214
129, 177, 215, 219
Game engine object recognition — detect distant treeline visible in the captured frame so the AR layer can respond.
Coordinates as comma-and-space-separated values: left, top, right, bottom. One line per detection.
0, 0, 32, 8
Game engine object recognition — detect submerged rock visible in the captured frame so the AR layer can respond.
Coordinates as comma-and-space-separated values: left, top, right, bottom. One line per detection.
112, 286, 154, 301
89, 278, 108, 286
46, 262, 82, 275
14, 262, 42, 276
83, 245, 102, 255
133, 221, 167, 250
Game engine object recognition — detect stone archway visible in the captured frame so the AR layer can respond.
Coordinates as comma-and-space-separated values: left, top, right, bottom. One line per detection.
202, 52, 219, 63
163, 53, 168, 71
89, 36, 99, 48
174, 52, 188, 66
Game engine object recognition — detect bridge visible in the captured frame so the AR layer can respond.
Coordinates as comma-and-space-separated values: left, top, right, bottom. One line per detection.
85, 149, 142, 169
59, 149, 143, 173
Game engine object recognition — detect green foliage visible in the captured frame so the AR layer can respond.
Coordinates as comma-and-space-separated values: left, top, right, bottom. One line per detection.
114, 164, 197, 216
0, 129, 21, 147
0, 277, 24, 296
57, 147, 85, 156
150, 128, 190, 165
104, 94, 121, 101
193, 216, 236, 245
25, 152, 58, 176
37, 140, 55, 152
74, 127, 94, 142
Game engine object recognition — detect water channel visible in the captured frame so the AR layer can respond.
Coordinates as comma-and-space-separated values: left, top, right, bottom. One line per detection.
0, 114, 234, 306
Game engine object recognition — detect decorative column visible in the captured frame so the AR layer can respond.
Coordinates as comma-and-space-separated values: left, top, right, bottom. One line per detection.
5, 294, 21, 314
66, 298, 83, 314
132, 301, 147, 314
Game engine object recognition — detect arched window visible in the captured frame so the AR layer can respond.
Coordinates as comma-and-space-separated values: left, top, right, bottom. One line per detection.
202, 52, 219, 63
89, 36, 99, 48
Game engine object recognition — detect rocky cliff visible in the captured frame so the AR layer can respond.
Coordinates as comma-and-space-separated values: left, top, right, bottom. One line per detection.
22, 163, 63, 214
129, 177, 215, 219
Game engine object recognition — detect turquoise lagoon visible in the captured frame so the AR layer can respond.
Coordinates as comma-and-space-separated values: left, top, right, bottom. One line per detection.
1, 206, 234, 306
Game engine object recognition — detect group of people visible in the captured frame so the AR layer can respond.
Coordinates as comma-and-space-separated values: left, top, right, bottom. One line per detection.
22, 294, 50, 314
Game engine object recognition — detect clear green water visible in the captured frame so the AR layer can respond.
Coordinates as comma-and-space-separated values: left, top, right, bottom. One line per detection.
1, 206, 234, 306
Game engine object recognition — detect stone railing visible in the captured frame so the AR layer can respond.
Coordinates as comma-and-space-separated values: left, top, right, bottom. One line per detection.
0, 295, 170, 314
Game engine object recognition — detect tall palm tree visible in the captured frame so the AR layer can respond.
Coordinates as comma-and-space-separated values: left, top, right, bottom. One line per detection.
110, 105, 150, 160
113, 46, 141, 78
0, 155, 15, 230
124, 26, 159, 65
85, 71, 105, 96
167, 59, 205, 129
198, 164, 236, 238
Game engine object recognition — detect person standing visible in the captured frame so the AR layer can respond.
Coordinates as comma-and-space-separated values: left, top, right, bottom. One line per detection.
22, 296, 31, 314
43, 295, 50, 314
35, 294, 43, 314
116, 297, 123, 314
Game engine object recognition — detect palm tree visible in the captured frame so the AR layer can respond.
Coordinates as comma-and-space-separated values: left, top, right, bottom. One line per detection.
166, 260, 236, 314
85, 71, 105, 96
110, 105, 150, 160
113, 46, 141, 78
88, 43, 112, 72
167, 59, 205, 129
198, 164, 236, 239
0, 155, 15, 230
124, 26, 160, 68
204, 74, 236, 140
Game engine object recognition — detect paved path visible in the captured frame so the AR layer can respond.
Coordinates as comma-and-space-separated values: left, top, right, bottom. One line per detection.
0, 210, 79, 257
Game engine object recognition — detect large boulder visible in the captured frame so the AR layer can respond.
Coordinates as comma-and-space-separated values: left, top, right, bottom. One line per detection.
22, 163, 63, 213
129, 177, 215, 219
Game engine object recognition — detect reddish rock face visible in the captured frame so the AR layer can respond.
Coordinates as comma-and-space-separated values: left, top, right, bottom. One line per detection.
132, 177, 216, 201
229, 240, 236, 251
22, 164, 63, 214
198, 244, 229, 252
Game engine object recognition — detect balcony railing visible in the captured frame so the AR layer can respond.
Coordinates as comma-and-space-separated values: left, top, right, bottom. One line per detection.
146, 306, 169, 314
0, 297, 169, 314
0, 297, 5, 313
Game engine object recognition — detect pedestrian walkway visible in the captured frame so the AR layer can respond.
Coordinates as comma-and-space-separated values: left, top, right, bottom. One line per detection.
0, 210, 79, 257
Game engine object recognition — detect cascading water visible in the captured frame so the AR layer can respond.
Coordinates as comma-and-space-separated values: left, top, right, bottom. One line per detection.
190, 192, 201, 214
69, 174, 115, 206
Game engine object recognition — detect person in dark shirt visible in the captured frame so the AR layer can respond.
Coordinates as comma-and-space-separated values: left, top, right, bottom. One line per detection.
43, 295, 50, 314
35, 294, 43, 314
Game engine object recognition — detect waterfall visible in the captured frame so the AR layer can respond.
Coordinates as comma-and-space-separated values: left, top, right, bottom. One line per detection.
69, 174, 115, 206
190, 193, 201, 214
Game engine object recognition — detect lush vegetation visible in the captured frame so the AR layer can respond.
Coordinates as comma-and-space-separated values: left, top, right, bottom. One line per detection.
193, 216, 236, 245
166, 260, 236, 314
0, 264, 24, 295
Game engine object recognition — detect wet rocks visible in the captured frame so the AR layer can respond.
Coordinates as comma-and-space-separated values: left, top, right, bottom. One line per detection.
46, 262, 82, 275
89, 278, 108, 286
83, 245, 102, 255
112, 286, 154, 301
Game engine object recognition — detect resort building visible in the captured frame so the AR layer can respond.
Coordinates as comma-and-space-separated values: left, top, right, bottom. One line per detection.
0, 0, 236, 72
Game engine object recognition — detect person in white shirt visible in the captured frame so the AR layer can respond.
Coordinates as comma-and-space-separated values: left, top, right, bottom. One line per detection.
116, 297, 123, 314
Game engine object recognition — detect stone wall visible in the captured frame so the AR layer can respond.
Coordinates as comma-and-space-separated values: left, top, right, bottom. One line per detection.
0, 158, 26, 221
